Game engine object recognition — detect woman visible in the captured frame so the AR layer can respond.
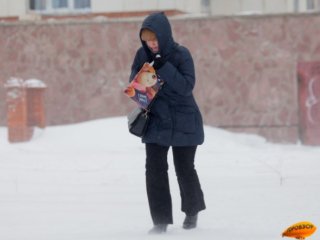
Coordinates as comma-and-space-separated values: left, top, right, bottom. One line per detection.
129, 12, 206, 234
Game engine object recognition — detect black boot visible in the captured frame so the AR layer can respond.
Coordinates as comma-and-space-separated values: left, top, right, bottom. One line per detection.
183, 214, 198, 229
148, 224, 168, 234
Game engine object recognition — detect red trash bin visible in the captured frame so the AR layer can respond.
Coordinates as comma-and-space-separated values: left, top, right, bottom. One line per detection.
25, 79, 47, 129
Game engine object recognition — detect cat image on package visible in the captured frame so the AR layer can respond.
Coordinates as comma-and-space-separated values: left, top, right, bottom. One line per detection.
124, 62, 163, 109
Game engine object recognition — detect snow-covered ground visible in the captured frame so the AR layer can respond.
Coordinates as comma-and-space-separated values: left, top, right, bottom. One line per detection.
0, 117, 319, 240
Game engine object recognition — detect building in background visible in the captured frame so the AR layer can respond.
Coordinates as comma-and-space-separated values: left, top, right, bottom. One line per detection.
0, 0, 202, 21
207, 0, 320, 15
1, 0, 320, 21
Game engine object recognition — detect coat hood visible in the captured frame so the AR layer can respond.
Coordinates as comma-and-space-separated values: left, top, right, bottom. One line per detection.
140, 12, 176, 61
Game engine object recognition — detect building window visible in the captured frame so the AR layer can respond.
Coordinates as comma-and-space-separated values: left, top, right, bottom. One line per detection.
30, 0, 46, 10
52, 0, 68, 9
29, 0, 91, 13
294, 0, 300, 12
201, 0, 211, 13
74, 0, 90, 9
306, 0, 315, 10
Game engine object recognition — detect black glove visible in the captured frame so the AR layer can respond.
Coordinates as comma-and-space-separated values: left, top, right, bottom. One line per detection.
152, 53, 165, 70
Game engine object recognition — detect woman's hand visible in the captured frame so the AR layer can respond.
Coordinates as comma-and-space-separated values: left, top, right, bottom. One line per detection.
153, 54, 165, 70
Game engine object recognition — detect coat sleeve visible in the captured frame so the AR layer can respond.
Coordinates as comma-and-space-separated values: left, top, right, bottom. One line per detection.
156, 47, 195, 96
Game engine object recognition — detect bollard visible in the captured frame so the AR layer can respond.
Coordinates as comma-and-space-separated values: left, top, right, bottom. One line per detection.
4, 78, 34, 143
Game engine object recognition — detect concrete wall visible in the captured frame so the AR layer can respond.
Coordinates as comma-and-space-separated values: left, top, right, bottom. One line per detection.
1, 13, 320, 143
209, 0, 319, 15
92, 0, 201, 13
0, 0, 27, 17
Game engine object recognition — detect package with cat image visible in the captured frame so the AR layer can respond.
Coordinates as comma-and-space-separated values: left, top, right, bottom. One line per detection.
124, 62, 163, 109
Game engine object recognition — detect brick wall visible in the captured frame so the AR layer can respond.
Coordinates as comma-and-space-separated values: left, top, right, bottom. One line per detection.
1, 13, 320, 143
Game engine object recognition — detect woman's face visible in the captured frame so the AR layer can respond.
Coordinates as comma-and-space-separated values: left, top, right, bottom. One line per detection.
146, 39, 159, 53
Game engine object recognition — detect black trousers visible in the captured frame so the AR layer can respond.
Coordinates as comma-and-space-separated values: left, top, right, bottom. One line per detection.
145, 143, 206, 225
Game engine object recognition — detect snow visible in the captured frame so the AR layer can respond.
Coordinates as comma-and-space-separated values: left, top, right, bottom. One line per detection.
25, 79, 47, 88
3, 78, 46, 89
0, 117, 319, 240
4, 77, 24, 88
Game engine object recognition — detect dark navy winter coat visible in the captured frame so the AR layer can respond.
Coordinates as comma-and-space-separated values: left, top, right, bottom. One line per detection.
129, 12, 204, 146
